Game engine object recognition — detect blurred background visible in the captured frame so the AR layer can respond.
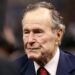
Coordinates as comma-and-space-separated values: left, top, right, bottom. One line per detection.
0, 0, 75, 61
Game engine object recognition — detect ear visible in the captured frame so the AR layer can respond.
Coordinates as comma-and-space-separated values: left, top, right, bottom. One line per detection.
56, 24, 65, 45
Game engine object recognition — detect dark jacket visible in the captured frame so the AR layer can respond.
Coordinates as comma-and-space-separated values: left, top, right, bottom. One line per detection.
15, 50, 75, 75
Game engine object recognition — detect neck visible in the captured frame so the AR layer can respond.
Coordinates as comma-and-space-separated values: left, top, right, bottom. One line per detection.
35, 47, 57, 66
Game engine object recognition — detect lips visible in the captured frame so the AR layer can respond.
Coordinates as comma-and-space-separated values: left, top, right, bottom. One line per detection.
26, 48, 40, 50
25, 44, 41, 50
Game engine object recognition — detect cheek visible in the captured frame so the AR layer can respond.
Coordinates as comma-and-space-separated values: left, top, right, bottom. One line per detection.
23, 36, 27, 48
36, 36, 50, 51
37, 35, 54, 44
23, 35, 27, 43
37, 34, 56, 50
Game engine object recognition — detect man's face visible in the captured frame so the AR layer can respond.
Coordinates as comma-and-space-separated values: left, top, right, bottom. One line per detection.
22, 8, 61, 61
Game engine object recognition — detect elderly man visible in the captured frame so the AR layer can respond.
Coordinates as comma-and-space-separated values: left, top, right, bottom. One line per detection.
15, 1, 75, 75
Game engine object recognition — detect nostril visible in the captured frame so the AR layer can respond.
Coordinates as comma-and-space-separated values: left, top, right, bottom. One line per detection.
29, 42, 35, 46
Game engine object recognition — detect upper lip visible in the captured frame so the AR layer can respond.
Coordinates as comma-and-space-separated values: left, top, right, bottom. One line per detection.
27, 48, 39, 49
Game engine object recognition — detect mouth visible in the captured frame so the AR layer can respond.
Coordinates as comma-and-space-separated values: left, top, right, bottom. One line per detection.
26, 48, 40, 50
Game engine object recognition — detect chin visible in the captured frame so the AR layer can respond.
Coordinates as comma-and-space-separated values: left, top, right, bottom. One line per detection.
27, 54, 40, 60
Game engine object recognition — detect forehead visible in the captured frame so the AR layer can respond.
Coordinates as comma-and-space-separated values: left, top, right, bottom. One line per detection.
22, 8, 53, 30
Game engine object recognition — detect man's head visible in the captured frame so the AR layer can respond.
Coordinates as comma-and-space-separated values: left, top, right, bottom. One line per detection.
22, 1, 65, 65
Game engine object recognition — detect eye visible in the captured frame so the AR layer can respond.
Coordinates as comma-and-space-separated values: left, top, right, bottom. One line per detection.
33, 29, 44, 34
23, 29, 30, 34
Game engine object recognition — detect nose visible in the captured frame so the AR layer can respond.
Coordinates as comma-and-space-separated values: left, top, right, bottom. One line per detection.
27, 32, 35, 45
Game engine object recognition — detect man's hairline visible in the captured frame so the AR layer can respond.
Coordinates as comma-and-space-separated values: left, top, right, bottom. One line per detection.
22, 6, 65, 31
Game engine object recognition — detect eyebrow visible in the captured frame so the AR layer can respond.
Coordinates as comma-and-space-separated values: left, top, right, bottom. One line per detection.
23, 28, 44, 33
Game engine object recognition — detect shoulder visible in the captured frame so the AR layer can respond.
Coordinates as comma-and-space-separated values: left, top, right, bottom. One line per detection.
15, 55, 28, 64
61, 50, 75, 65
14, 55, 29, 71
